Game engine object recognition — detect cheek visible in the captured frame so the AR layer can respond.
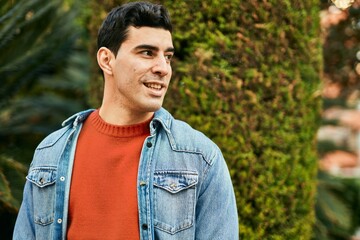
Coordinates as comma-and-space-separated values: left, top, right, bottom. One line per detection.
132, 62, 149, 73
168, 67, 172, 78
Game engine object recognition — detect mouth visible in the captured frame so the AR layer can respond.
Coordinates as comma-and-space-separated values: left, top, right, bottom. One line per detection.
144, 83, 163, 90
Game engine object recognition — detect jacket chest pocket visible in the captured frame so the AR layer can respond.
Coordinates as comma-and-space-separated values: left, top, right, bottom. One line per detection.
153, 170, 198, 235
26, 167, 57, 226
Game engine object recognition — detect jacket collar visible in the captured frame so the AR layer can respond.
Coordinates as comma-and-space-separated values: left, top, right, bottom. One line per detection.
62, 109, 95, 127
151, 108, 173, 135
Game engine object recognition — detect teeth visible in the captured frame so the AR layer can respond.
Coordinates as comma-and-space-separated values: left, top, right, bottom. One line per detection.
145, 83, 162, 90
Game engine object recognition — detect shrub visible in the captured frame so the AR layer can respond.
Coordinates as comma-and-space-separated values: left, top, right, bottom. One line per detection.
88, 1, 322, 239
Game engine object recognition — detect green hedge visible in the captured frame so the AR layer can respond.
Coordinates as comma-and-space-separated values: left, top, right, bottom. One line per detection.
89, 1, 322, 239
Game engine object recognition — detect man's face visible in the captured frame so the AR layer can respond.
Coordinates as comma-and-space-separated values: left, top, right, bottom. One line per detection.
109, 26, 174, 116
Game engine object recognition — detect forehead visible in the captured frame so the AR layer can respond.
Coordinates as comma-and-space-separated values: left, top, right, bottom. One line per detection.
123, 26, 173, 49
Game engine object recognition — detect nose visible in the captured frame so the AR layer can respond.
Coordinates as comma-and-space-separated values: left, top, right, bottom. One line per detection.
151, 56, 170, 77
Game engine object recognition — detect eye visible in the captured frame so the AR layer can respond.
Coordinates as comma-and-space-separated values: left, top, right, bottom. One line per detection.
140, 50, 153, 57
165, 53, 174, 62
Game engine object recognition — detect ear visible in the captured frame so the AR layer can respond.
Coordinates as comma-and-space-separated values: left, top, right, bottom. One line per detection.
97, 47, 115, 75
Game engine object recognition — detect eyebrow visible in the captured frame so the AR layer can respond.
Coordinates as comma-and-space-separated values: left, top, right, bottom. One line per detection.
134, 44, 175, 53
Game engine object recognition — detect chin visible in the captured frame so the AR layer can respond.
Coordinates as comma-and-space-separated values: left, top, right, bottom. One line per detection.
138, 98, 165, 113
142, 104, 163, 113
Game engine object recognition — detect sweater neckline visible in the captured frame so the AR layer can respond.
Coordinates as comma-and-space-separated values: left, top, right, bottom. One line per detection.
88, 110, 151, 138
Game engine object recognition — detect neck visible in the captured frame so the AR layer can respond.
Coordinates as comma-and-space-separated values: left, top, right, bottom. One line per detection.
99, 104, 154, 126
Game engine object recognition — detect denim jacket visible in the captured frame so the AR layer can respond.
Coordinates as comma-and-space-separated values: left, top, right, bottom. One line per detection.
13, 108, 239, 240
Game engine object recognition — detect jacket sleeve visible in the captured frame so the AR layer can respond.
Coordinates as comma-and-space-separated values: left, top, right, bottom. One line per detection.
195, 150, 239, 240
13, 180, 36, 240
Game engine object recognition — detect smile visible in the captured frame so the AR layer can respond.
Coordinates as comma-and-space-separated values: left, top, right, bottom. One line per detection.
144, 83, 163, 90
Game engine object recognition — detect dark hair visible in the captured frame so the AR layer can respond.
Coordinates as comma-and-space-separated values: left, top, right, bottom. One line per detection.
97, 1, 172, 55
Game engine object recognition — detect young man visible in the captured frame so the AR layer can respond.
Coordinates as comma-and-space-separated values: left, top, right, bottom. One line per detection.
13, 2, 238, 239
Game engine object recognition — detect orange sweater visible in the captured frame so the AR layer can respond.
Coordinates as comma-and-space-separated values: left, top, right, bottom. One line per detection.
67, 110, 150, 240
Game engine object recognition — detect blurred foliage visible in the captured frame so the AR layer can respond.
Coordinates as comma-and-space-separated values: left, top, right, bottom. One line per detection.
315, 171, 360, 240
314, 2, 360, 239
0, 155, 27, 238
317, 140, 351, 157
89, 0, 322, 239
322, 1, 360, 99
0, 0, 90, 238
322, 96, 348, 110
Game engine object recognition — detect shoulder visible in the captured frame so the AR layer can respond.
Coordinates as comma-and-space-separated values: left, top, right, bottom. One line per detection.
36, 109, 95, 149
30, 109, 94, 168
36, 126, 71, 150
171, 118, 216, 148
155, 108, 223, 166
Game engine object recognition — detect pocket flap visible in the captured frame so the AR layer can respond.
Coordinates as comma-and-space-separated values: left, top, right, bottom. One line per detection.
154, 171, 198, 194
27, 167, 57, 188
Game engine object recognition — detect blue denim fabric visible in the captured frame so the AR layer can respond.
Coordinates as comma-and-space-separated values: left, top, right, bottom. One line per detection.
13, 108, 239, 240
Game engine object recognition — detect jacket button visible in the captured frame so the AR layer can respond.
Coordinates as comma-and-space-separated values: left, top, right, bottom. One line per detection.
146, 142, 152, 148
142, 224, 148, 230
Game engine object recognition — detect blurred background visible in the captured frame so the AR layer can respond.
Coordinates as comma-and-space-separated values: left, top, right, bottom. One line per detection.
0, 0, 360, 239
